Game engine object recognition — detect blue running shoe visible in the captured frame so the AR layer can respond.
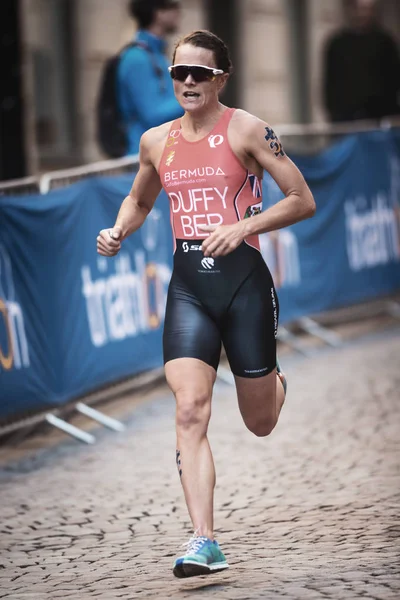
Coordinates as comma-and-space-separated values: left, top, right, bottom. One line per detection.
173, 534, 229, 578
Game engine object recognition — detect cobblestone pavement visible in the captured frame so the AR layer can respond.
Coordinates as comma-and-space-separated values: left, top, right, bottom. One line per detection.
0, 330, 399, 599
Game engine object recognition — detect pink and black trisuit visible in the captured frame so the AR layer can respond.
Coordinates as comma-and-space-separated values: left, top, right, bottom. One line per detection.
158, 108, 279, 377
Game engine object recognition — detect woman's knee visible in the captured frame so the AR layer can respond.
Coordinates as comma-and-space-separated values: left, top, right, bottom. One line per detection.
175, 389, 211, 433
244, 414, 277, 437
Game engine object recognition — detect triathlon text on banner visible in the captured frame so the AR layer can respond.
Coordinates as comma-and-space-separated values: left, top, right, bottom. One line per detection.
0, 176, 173, 421
261, 129, 400, 320
0, 130, 399, 422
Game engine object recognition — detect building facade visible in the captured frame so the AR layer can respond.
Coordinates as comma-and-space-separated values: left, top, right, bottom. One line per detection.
13, 0, 400, 175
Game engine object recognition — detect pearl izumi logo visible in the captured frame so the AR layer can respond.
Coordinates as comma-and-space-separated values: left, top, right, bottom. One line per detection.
208, 135, 224, 148
0, 245, 30, 371
201, 257, 214, 270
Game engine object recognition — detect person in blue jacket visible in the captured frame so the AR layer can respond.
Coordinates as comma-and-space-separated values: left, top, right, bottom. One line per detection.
118, 0, 184, 156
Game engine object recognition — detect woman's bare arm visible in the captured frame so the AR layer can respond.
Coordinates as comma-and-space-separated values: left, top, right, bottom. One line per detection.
97, 130, 162, 257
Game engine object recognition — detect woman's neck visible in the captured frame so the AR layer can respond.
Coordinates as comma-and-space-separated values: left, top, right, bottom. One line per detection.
181, 103, 226, 136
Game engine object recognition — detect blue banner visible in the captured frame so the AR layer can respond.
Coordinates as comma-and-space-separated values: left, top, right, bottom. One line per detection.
1, 129, 400, 422
261, 129, 400, 321
0, 176, 174, 421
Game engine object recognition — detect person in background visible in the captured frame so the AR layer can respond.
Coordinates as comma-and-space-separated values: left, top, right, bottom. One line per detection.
118, 0, 184, 155
323, 0, 400, 123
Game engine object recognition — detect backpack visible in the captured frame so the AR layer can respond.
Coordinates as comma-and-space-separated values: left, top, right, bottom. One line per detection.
96, 41, 165, 159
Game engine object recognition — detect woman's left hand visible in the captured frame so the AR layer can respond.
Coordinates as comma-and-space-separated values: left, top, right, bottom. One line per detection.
199, 222, 246, 257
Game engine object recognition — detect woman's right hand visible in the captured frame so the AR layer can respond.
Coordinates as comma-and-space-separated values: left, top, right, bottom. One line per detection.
97, 226, 123, 257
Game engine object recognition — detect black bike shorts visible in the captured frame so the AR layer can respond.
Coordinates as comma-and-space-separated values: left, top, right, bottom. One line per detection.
163, 240, 279, 378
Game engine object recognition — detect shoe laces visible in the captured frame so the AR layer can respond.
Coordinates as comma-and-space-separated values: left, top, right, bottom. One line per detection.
182, 530, 208, 554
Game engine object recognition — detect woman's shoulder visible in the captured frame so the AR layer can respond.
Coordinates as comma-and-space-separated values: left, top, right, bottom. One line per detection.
140, 120, 176, 165
142, 120, 175, 147
230, 108, 268, 132
229, 109, 271, 146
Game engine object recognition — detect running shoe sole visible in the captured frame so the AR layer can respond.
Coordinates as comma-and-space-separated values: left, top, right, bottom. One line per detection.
173, 560, 229, 578
173, 563, 186, 578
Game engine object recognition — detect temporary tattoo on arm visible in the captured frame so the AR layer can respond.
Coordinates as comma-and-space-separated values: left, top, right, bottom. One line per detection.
176, 449, 182, 478
264, 126, 285, 158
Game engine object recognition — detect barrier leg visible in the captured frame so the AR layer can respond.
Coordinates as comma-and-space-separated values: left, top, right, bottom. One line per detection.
386, 301, 400, 320
45, 414, 95, 444
4, 422, 40, 445
297, 317, 342, 347
75, 402, 125, 432
277, 326, 313, 356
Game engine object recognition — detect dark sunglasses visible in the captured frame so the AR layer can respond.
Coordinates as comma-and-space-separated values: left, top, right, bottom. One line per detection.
168, 64, 224, 83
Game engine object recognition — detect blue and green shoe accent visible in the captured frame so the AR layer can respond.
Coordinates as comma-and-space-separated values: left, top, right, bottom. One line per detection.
173, 536, 229, 578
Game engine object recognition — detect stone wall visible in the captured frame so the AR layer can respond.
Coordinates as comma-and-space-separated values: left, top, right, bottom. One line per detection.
239, 0, 291, 125
19, 0, 351, 170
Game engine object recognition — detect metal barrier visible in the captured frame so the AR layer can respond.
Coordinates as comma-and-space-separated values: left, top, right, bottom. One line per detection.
277, 117, 400, 154
1, 120, 399, 444
0, 368, 166, 444
0, 175, 41, 197
2, 119, 398, 196
0, 154, 150, 443
39, 154, 140, 193
269, 118, 400, 351
0, 156, 139, 198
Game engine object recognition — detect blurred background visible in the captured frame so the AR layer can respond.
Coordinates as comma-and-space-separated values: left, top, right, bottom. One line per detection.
0, 0, 400, 433
1, 0, 400, 179
1, 5, 400, 596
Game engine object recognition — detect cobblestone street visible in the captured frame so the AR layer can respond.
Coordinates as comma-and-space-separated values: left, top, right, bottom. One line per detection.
0, 330, 399, 599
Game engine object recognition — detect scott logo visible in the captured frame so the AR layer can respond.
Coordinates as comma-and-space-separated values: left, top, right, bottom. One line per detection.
201, 257, 215, 269
183, 242, 202, 253
208, 135, 224, 148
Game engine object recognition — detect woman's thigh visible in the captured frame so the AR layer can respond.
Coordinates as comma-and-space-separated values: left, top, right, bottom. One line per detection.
221, 263, 278, 380
221, 262, 279, 427
163, 273, 222, 372
233, 369, 277, 430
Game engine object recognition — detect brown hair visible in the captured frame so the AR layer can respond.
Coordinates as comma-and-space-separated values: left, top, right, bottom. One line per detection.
172, 30, 233, 74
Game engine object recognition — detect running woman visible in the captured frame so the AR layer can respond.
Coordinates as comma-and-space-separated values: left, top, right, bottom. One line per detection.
97, 30, 316, 578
